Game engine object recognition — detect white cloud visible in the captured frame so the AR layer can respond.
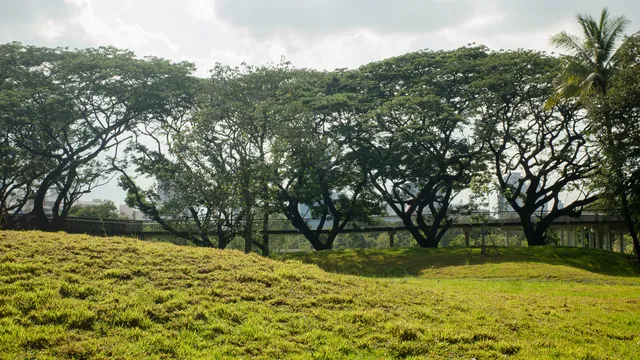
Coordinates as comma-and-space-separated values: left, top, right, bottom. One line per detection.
39, 20, 66, 39
2, 0, 640, 203
3, 0, 639, 72
186, 0, 216, 22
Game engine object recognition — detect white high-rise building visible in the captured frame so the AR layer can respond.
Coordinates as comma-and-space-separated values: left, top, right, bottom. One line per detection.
119, 204, 148, 220
497, 172, 523, 213
497, 172, 554, 216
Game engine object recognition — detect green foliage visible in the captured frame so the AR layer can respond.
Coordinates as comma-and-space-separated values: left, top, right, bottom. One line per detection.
191, 62, 298, 253
272, 68, 385, 250
550, 8, 630, 102
585, 34, 640, 258
68, 200, 123, 220
1, 231, 639, 359
342, 47, 489, 248
552, 8, 640, 262
0, 42, 198, 229
474, 50, 597, 246
2, 22, 639, 258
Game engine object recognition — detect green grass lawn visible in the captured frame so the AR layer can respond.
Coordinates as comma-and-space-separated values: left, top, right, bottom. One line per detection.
1, 231, 639, 359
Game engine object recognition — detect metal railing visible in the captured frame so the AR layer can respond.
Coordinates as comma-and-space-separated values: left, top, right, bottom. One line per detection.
1, 210, 626, 236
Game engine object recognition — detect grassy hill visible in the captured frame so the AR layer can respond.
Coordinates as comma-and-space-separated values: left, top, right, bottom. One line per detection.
0, 231, 639, 359
280, 246, 640, 280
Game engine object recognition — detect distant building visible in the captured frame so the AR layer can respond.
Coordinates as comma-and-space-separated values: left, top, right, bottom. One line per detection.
497, 172, 524, 213
119, 204, 148, 220
155, 178, 191, 218
76, 198, 108, 206
496, 172, 550, 217
22, 193, 62, 215
23, 196, 109, 216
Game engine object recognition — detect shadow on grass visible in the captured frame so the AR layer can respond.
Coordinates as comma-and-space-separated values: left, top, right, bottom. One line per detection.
279, 246, 640, 279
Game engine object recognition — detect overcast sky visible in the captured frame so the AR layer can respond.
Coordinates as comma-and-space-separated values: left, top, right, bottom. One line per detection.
3, 0, 639, 75
2, 0, 639, 203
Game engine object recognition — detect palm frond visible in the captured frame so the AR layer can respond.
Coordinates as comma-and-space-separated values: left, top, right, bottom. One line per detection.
552, 7, 631, 99
551, 32, 595, 67
577, 13, 602, 63
578, 72, 599, 96
603, 15, 631, 67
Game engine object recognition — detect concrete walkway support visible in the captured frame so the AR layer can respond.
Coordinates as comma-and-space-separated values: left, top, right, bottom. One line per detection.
569, 228, 575, 247
609, 231, 614, 251
619, 232, 625, 253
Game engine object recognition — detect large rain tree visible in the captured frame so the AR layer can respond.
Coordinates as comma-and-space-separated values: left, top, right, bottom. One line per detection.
2, 43, 196, 230
113, 73, 243, 249
273, 69, 384, 251
344, 47, 487, 248
189, 63, 295, 255
475, 50, 597, 246
0, 43, 51, 225
115, 118, 243, 249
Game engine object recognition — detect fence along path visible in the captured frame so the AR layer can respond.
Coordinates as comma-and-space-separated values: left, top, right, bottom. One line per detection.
0, 211, 631, 253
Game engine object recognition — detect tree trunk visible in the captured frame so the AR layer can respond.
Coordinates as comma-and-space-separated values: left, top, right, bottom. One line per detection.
521, 215, 545, 246
401, 215, 431, 247
620, 192, 640, 268
262, 211, 270, 257
280, 199, 334, 251
244, 204, 252, 254
32, 164, 68, 231
32, 183, 50, 231
217, 223, 228, 250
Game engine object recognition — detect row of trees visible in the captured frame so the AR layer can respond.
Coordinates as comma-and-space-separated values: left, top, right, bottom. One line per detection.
1, 9, 639, 261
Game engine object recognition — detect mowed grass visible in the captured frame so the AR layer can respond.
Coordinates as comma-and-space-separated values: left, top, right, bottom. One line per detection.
281, 246, 640, 280
0, 232, 638, 359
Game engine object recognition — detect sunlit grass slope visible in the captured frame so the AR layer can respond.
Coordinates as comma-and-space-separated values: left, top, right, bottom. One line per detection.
282, 246, 640, 280
1, 231, 639, 359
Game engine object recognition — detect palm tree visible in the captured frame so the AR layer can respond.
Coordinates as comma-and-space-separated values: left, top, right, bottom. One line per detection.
549, 8, 629, 103
551, 9, 640, 266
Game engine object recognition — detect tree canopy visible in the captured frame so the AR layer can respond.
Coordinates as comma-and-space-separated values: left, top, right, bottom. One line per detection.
2, 8, 639, 259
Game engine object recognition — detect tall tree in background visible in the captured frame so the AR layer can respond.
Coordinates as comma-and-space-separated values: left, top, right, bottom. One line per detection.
0, 43, 51, 225
476, 50, 597, 246
192, 63, 294, 255
586, 35, 640, 263
344, 47, 487, 248
552, 9, 640, 262
550, 8, 629, 101
273, 70, 384, 251
1, 43, 197, 230
113, 76, 240, 249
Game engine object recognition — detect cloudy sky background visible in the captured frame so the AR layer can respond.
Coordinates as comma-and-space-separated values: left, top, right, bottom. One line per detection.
3, 0, 640, 76
2, 0, 639, 203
